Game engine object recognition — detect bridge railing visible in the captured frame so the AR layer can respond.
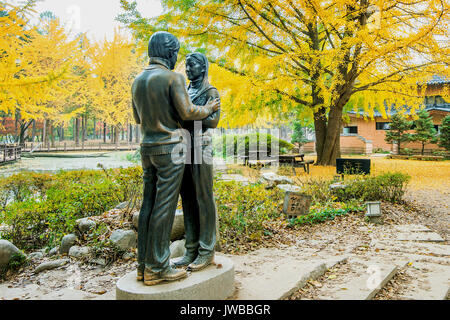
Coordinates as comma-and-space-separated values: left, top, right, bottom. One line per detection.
0, 144, 22, 164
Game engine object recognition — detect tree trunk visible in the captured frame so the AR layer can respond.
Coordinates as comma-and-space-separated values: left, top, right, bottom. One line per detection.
421, 143, 425, 156
31, 120, 36, 142
315, 106, 344, 166
110, 126, 114, 144
93, 117, 96, 140
43, 119, 48, 147
75, 118, 80, 146
135, 125, 140, 143
103, 122, 107, 143
115, 125, 120, 145
49, 120, 55, 148
129, 124, 133, 143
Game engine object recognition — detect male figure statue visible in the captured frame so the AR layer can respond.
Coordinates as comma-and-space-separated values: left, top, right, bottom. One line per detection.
132, 31, 220, 286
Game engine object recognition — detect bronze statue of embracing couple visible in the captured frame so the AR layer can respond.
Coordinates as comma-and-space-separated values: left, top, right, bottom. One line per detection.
131, 31, 221, 286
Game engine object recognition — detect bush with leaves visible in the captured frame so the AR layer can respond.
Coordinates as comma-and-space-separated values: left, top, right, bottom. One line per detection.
0, 167, 144, 251
213, 133, 294, 158
331, 172, 411, 203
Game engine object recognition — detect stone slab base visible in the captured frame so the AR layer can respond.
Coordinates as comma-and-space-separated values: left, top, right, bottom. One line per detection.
116, 255, 234, 300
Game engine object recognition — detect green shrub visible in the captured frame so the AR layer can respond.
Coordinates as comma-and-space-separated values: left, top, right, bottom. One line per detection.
331, 172, 411, 203
0, 167, 144, 251
213, 133, 294, 158
214, 180, 283, 251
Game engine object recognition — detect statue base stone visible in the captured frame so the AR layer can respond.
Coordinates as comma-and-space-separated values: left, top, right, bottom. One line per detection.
116, 255, 235, 300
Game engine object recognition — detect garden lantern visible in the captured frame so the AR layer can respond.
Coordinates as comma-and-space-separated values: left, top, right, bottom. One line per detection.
365, 201, 382, 223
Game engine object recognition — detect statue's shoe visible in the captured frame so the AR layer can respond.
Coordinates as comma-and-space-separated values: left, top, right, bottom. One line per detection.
161, 267, 188, 281
188, 253, 215, 272
143, 269, 164, 286
136, 269, 144, 281
143, 267, 188, 286
171, 254, 196, 268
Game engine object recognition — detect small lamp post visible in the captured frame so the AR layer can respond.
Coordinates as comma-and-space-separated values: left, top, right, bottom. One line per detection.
365, 201, 382, 223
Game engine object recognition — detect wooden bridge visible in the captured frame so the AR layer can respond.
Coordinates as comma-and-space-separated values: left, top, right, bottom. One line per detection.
0, 145, 22, 165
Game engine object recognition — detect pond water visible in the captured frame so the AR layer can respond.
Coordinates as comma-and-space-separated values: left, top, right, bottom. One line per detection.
0, 151, 139, 177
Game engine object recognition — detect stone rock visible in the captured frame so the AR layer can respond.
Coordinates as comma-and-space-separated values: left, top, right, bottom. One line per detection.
260, 172, 293, 188
48, 247, 59, 257
132, 212, 139, 229
276, 184, 302, 193
132, 210, 184, 241
110, 230, 137, 251
69, 246, 92, 259
90, 258, 107, 266
60, 234, 77, 254
170, 239, 186, 259
76, 218, 96, 234
28, 252, 44, 261
116, 255, 234, 300
115, 202, 130, 210
34, 259, 70, 274
0, 239, 24, 268
122, 252, 135, 261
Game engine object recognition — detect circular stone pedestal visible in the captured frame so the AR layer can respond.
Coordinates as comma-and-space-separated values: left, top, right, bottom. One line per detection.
116, 255, 234, 300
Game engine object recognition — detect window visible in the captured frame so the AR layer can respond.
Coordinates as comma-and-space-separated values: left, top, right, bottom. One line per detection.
343, 126, 358, 134
376, 122, 391, 130
435, 125, 440, 134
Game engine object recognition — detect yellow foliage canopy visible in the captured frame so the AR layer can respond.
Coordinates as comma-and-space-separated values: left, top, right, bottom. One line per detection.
121, 0, 450, 128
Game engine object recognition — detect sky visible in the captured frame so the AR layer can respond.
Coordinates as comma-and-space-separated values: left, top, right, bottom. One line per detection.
28, 0, 164, 40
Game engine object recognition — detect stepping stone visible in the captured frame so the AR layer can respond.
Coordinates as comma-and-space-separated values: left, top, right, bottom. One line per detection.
314, 258, 406, 300
376, 241, 450, 257
399, 262, 450, 300
233, 252, 347, 300
396, 232, 445, 242
394, 224, 432, 233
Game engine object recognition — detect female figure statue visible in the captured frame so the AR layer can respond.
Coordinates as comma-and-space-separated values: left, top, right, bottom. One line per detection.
172, 52, 221, 271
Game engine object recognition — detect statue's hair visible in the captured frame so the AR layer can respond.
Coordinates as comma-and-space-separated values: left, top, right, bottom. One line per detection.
148, 31, 180, 59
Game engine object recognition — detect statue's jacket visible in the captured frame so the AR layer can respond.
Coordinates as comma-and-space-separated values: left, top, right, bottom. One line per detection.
131, 57, 213, 155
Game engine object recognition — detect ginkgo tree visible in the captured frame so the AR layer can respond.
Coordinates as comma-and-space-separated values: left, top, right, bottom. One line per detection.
119, 0, 449, 165
89, 30, 142, 144
0, 1, 81, 145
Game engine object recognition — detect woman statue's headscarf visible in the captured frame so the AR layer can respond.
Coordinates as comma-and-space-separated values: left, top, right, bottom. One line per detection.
186, 52, 215, 102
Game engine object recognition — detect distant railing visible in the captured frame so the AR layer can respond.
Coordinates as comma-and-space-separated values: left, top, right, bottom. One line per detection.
22, 140, 139, 153
0, 144, 22, 164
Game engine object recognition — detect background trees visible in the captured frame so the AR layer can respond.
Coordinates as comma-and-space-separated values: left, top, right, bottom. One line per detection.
410, 110, 438, 156
0, 1, 143, 146
119, 0, 449, 165
384, 113, 413, 155
89, 30, 141, 145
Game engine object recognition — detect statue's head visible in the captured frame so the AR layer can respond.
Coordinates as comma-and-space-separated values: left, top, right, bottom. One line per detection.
148, 31, 180, 70
185, 52, 208, 82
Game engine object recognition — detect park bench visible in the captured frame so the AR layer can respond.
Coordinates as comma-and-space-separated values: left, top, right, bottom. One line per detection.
240, 151, 314, 174
278, 154, 315, 175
